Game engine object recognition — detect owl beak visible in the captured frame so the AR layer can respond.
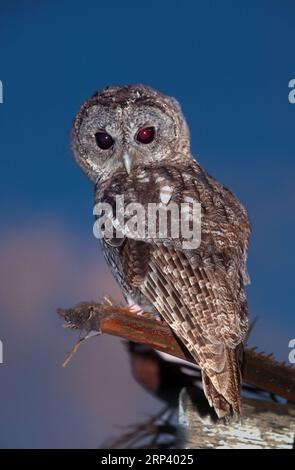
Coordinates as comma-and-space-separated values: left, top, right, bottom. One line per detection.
122, 153, 132, 174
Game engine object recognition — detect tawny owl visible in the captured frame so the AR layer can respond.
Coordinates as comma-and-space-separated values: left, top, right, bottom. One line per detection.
72, 84, 250, 418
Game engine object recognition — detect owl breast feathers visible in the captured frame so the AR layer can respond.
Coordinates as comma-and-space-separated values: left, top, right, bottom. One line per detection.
72, 84, 251, 418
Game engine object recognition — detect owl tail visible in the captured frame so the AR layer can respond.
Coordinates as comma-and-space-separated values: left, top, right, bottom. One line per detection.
201, 345, 243, 419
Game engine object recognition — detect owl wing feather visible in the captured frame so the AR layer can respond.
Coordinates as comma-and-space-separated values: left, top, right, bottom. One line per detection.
141, 244, 245, 417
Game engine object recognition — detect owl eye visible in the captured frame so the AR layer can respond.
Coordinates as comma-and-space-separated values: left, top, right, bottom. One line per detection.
136, 126, 155, 144
95, 131, 114, 150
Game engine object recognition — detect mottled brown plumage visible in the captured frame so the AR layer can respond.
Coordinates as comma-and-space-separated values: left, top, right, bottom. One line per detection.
72, 84, 250, 418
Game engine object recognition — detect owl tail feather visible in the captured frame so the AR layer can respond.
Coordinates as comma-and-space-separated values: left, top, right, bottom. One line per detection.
201, 346, 243, 419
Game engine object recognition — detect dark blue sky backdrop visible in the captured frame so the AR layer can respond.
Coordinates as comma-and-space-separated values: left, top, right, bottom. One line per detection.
0, 0, 294, 448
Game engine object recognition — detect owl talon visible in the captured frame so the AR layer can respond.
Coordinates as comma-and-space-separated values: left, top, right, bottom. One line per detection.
128, 304, 144, 315
120, 300, 147, 317
124, 305, 162, 321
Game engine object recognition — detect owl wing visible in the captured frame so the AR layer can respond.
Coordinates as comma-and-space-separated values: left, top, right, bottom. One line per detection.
101, 161, 250, 417
140, 243, 246, 417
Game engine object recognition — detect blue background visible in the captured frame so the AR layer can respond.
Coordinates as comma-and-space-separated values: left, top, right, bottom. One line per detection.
0, 0, 294, 448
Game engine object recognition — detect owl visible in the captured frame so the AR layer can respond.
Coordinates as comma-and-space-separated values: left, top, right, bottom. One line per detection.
72, 84, 250, 418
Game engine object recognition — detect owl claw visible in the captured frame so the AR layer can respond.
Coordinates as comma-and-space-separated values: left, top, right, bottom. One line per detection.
125, 304, 161, 321
128, 304, 144, 315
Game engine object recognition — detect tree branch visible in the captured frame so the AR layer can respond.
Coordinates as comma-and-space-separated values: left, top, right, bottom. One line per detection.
179, 388, 295, 449
57, 298, 295, 403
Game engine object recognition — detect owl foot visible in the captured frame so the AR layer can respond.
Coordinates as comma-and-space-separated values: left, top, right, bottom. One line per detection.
128, 304, 144, 315
121, 303, 162, 321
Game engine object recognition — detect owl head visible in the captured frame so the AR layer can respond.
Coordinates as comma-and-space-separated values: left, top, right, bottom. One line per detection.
72, 84, 191, 183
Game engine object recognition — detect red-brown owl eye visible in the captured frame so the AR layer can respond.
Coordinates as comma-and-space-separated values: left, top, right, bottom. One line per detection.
95, 132, 114, 150
136, 126, 155, 144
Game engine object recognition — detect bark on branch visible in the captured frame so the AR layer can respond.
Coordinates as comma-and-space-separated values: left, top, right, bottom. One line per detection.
179, 388, 295, 449
57, 299, 295, 403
